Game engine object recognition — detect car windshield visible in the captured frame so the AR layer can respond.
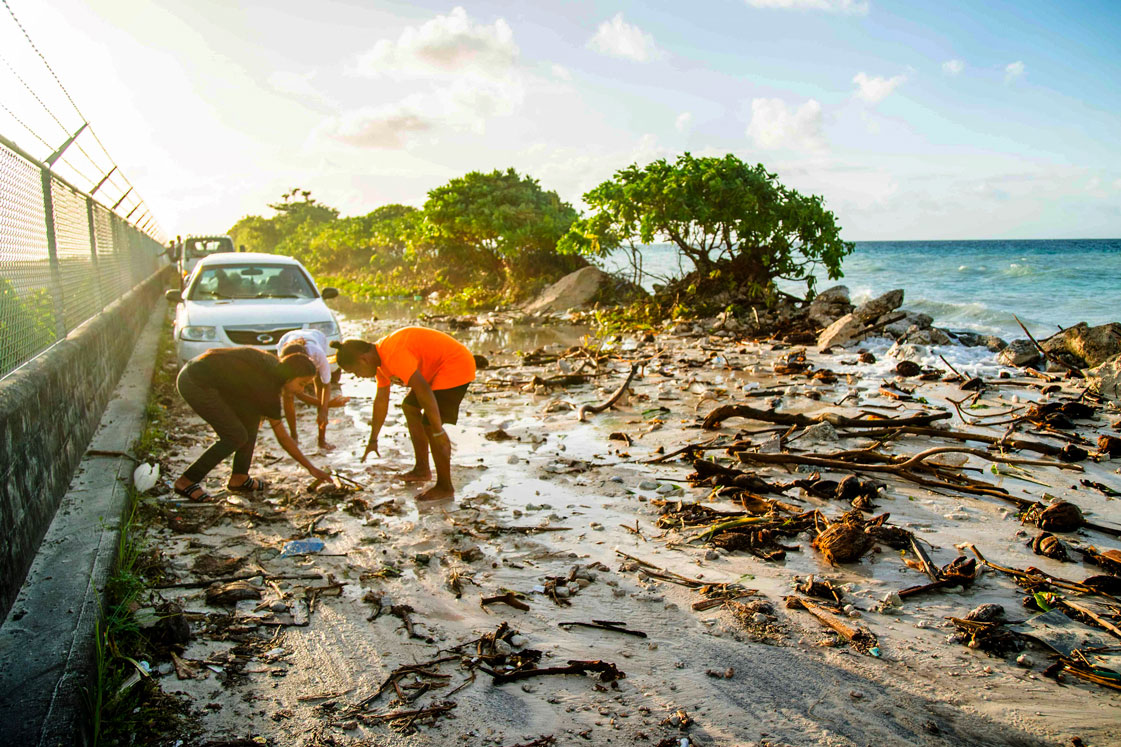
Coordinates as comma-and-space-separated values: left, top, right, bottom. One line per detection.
184, 237, 234, 258
188, 264, 317, 300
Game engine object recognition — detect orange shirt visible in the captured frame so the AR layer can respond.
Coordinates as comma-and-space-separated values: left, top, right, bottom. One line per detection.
374, 327, 475, 391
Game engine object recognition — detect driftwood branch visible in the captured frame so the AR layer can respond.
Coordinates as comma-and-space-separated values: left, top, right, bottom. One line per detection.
703, 404, 951, 431
578, 363, 639, 421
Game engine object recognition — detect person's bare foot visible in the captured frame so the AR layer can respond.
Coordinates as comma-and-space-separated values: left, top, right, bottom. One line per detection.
318, 440, 336, 452
417, 484, 454, 502
398, 468, 431, 483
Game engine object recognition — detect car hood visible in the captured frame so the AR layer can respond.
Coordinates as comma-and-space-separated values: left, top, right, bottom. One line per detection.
181, 298, 335, 327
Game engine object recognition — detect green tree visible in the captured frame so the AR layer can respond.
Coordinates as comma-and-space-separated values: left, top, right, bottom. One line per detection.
560, 153, 852, 306
423, 168, 584, 297
229, 188, 339, 258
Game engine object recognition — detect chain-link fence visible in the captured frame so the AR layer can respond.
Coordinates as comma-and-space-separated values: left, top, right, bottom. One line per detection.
0, 133, 166, 378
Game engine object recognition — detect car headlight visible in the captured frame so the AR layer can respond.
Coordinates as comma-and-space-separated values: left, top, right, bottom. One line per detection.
308, 320, 338, 336
181, 325, 217, 341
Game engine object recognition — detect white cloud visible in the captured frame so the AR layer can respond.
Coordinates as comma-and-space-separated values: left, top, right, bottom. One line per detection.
587, 13, 662, 62
1004, 60, 1025, 82
354, 7, 517, 78
746, 98, 826, 151
942, 59, 964, 76
745, 0, 870, 15
852, 72, 906, 104
321, 101, 433, 149
675, 111, 693, 132
551, 64, 572, 81
321, 73, 524, 148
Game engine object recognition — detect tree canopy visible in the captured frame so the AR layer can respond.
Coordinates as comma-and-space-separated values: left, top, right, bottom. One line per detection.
560, 153, 852, 305
423, 168, 583, 292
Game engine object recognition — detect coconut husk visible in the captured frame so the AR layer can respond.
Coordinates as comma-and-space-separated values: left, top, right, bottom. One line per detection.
812, 512, 874, 565
1037, 501, 1085, 533
1031, 531, 1070, 562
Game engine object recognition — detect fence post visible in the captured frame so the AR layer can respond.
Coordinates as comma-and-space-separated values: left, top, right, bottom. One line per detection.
40, 166, 67, 340
85, 196, 105, 311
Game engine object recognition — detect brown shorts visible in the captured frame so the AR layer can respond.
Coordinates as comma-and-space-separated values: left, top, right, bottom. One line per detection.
402, 383, 469, 425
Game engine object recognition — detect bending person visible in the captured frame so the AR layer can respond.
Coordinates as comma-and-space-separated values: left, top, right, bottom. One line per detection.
173, 347, 331, 501
275, 329, 339, 450
331, 327, 475, 503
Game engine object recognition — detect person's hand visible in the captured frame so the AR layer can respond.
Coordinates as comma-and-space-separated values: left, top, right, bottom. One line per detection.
328, 395, 350, 408
361, 437, 379, 462
308, 465, 331, 481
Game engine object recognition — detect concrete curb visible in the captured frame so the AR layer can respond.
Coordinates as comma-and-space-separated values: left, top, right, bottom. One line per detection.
0, 309, 166, 746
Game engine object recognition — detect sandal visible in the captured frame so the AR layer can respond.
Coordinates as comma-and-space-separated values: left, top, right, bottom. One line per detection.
228, 477, 268, 493
173, 482, 213, 502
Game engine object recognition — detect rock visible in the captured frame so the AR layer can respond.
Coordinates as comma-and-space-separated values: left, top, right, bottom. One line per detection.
882, 311, 934, 339
1016, 654, 1033, 668
982, 335, 1008, 352
858, 351, 876, 364
888, 342, 928, 363
853, 289, 904, 323
964, 603, 1005, 623
903, 326, 953, 346
800, 421, 839, 444
1089, 354, 1121, 401
998, 340, 1042, 368
1042, 322, 1121, 368
895, 360, 922, 377
806, 285, 853, 328
522, 266, 644, 314
816, 313, 864, 351
638, 480, 659, 491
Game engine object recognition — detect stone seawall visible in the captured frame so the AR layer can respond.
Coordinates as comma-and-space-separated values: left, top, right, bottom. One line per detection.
0, 267, 172, 619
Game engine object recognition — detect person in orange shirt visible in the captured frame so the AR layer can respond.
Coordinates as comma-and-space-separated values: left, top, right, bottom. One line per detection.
331, 327, 476, 503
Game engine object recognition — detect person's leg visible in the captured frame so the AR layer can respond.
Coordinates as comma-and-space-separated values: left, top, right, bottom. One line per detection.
399, 402, 432, 481
175, 368, 248, 496
416, 384, 467, 502
228, 411, 261, 488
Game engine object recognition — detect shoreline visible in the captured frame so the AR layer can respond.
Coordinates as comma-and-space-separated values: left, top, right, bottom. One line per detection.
120, 301, 1121, 745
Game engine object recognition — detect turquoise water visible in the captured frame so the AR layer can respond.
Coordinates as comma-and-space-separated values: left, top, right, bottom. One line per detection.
603, 239, 1121, 340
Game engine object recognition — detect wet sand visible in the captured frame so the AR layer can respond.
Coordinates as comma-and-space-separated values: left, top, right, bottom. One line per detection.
141, 313, 1121, 746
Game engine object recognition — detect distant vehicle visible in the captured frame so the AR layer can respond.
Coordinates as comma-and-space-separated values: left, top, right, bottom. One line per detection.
166, 253, 341, 364
178, 235, 235, 282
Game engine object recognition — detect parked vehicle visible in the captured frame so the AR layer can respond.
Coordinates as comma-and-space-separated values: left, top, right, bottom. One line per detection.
166, 253, 341, 364
177, 235, 235, 283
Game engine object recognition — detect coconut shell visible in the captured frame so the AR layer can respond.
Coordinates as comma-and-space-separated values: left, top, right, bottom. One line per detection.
1037, 501, 1084, 532
813, 521, 874, 565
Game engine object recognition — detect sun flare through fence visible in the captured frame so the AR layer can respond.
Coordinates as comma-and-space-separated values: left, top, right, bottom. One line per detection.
0, 134, 167, 378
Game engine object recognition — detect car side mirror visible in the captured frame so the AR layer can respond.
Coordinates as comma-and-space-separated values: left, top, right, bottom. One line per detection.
321, 287, 339, 300
165, 289, 182, 303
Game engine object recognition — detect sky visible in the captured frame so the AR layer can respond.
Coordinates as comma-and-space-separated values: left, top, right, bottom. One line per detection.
1, 0, 1119, 241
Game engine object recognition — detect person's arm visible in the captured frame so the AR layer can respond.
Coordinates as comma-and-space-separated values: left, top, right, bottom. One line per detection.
362, 385, 390, 462
293, 390, 320, 406
267, 418, 330, 480
282, 392, 298, 444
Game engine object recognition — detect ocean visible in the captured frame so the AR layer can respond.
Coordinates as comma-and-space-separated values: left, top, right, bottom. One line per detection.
602, 239, 1120, 342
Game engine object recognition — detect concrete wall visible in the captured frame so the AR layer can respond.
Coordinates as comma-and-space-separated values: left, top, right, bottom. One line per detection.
0, 267, 172, 620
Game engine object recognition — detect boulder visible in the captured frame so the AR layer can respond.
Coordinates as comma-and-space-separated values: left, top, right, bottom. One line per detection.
902, 326, 953, 346
882, 311, 934, 339
1088, 354, 1121, 401
816, 313, 864, 351
805, 285, 853, 328
998, 340, 1042, 368
853, 289, 904, 324
523, 266, 622, 314
1042, 322, 1121, 368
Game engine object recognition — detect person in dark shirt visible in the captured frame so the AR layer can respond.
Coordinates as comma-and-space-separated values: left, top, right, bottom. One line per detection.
172, 347, 331, 501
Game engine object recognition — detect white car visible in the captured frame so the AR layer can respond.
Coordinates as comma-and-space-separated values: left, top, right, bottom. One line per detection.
167, 253, 342, 364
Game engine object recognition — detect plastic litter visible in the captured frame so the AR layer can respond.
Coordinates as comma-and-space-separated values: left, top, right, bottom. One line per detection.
279, 538, 326, 558
132, 462, 159, 493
